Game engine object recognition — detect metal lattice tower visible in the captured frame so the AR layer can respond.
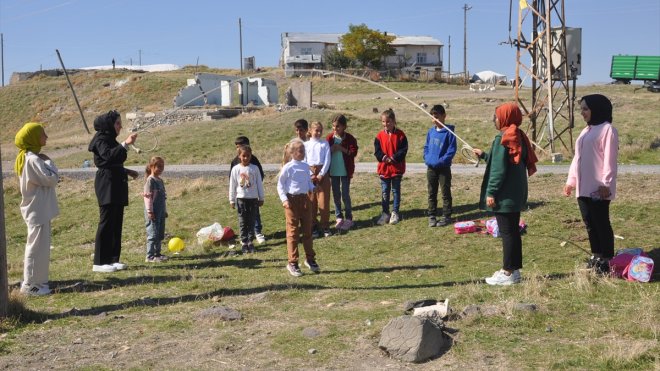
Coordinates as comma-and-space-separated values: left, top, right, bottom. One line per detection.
514, 0, 579, 155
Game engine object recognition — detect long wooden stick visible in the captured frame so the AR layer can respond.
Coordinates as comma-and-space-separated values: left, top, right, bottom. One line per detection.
55, 49, 90, 134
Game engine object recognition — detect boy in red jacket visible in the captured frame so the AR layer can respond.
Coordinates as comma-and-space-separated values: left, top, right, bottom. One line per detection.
374, 108, 408, 225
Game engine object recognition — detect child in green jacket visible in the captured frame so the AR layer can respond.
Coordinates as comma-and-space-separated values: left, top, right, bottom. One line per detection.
472, 102, 538, 286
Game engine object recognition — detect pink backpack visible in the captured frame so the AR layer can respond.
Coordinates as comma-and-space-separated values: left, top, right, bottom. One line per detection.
610, 248, 654, 282
623, 255, 654, 282
454, 221, 478, 234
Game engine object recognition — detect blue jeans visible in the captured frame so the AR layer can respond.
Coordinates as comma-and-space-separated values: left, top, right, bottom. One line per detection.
330, 176, 352, 220
380, 176, 402, 214
145, 210, 166, 257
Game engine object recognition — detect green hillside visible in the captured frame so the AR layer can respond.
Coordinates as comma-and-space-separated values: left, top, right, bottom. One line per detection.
1, 68, 659, 166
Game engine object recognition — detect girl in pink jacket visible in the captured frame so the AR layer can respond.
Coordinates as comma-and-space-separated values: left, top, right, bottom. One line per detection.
563, 94, 618, 274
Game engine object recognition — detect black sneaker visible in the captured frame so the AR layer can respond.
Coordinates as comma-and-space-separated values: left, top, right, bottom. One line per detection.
428, 217, 437, 227
436, 216, 452, 227
248, 243, 256, 254
586, 255, 597, 269
241, 244, 249, 254
304, 259, 321, 273
287, 262, 303, 277
594, 258, 611, 275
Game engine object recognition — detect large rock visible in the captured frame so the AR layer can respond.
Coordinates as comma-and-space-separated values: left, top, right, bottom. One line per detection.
378, 315, 449, 363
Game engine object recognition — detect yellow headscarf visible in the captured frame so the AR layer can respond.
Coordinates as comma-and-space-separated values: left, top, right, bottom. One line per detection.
14, 122, 44, 177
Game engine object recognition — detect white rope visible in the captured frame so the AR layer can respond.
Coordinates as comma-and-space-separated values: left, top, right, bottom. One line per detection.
130, 68, 484, 163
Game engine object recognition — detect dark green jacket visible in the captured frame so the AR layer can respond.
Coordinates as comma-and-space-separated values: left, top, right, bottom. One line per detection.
478, 133, 529, 213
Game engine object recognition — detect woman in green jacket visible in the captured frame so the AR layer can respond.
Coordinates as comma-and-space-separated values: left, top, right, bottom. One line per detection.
472, 102, 538, 285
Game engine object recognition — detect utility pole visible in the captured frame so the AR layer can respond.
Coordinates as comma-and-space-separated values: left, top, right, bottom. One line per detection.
1, 33, 4, 87
463, 3, 472, 81
239, 18, 243, 75
447, 35, 451, 77
139, 49, 142, 66
0, 145, 9, 317
514, 0, 578, 155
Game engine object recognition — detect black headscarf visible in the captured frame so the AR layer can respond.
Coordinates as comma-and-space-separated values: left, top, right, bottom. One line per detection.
88, 110, 121, 152
580, 94, 612, 126
93, 110, 121, 134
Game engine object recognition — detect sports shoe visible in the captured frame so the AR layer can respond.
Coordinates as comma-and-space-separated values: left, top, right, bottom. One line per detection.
436, 216, 452, 227
323, 229, 333, 237
241, 244, 249, 254
255, 233, 266, 244
20, 283, 51, 296
428, 217, 437, 227
304, 259, 321, 273
155, 255, 169, 262
586, 255, 597, 269
112, 262, 127, 270
594, 258, 611, 275
376, 213, 390, 226
312, 229, 322, 239
485, 269, 520, 285
145, 256, 157, 263
389, 211, 401, 225
286, 262, 303, 277
93, 264, 117, 273
248, 243, 256, 254
511, 269, 522, 282
340, 219, 354, 230
335, 218, 344, 229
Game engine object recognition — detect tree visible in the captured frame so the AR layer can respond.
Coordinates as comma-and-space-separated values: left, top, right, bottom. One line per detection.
323, 48, 356, 70
339, 24, 396, 69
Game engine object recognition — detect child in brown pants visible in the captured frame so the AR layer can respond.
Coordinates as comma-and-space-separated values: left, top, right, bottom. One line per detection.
277, 139, 320, 277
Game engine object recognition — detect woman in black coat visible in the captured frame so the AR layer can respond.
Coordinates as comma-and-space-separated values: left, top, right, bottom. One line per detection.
88, 110, 138, 273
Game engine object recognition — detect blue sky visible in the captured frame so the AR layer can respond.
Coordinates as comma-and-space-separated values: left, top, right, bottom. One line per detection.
1, 0, 659, 85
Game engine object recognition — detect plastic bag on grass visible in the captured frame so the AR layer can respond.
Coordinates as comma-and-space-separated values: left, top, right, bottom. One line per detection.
196, 222, 225, 250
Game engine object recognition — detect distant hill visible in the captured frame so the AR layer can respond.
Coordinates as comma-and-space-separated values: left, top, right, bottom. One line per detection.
0, 65, 245, 144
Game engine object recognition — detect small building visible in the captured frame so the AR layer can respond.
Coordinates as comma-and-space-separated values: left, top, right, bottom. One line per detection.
174, 73, 278, 108
280, 33, 342, 76
280, 32, 443, 76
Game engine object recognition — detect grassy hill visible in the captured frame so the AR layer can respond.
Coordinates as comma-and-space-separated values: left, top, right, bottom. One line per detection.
2, 67, 658, 167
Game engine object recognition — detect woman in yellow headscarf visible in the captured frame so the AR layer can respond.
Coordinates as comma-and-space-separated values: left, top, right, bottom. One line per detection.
14, 122, 59, 296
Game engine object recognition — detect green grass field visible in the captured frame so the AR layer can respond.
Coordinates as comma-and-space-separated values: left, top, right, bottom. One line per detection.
0, 70, 658, 369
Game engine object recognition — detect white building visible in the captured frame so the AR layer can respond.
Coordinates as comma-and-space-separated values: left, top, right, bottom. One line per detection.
280, 32, 443, 76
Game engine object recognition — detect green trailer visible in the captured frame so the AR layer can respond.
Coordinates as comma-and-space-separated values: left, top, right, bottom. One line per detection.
610, 55, 660, 92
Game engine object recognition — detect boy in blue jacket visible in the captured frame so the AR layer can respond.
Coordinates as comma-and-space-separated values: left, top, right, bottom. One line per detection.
423, 105, 457, 227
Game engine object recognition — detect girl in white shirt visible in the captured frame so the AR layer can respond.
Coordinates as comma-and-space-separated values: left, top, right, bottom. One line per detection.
304, 121, 332, 237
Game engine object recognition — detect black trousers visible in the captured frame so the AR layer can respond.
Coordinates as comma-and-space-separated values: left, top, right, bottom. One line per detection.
427, 167, 452, 217
95, 204, 125, 265
237, 198, 258, 244
577, 197, 614, 259
495, 212, 522, 271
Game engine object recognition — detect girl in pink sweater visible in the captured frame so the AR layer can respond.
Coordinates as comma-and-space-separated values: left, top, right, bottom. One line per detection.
563, 94, 618, 274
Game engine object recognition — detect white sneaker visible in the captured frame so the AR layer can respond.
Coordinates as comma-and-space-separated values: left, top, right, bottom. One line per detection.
376, 212, 390, 226
389, 211, 401, 225
20, 283, 51, 296
113, 262, 127, 270
485, 270, 519, 285
93, 264, 117, 273
255, 233, 266, 244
